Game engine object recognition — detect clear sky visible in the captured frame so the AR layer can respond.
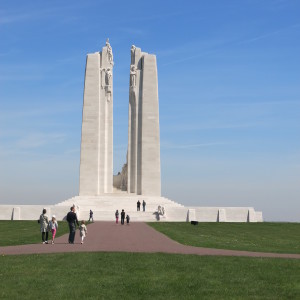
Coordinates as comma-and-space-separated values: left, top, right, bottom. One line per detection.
0, 0, 299, 221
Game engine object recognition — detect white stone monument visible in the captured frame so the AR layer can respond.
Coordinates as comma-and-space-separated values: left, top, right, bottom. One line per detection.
127, 46, 161, 196
0, 39, 263, 223
79, 39, 114, 195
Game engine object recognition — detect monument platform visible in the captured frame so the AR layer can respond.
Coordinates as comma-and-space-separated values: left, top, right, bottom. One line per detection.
0, 194, 263, 222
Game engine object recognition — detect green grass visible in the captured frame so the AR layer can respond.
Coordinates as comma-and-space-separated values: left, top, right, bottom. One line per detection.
148, 222, 300, 254
0, 252, 299, 299
0, 221, 71, 246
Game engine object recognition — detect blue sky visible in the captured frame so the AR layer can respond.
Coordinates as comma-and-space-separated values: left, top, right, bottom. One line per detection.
0, 0, 299, 221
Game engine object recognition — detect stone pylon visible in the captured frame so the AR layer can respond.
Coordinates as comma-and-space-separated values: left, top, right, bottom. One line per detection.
79, 39, 114, 195
127, 46, 161, 196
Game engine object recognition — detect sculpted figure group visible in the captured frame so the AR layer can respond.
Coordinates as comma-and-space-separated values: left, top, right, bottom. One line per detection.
106, 38, 114, 65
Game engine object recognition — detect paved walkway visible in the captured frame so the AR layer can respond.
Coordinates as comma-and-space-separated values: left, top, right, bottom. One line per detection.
1, 222, 300, 259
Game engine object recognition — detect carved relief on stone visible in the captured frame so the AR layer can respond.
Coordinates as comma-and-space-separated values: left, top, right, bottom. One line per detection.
130, 65, 137, 87
101, 67, 111, 102
105, 68, 112, 86
157, 205, 165, 216
106, 38, 114, 65
131, 45, 136, 65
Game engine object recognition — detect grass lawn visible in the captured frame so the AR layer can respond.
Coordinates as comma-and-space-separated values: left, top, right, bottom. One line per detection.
0, 252, 299, 299
149, 222, 300, 254
0, 221, 71, 246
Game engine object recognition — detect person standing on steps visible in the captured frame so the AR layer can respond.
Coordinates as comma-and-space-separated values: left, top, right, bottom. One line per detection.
67, 206, 79, 244
39, 209, 49, 244
121, 209, 125, 225
115, 209, 119, 224
137, 200, 141, 211
89, 209, 94, 222
142, 200, 146, 212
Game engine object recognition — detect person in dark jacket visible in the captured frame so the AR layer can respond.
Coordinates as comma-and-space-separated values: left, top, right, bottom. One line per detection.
126, 214, 130, 225
66, 206, 79, 244
137, 200, 141, 211
89, 209, 94, 222
121, 209, 125, 225
142, 200, 146, 212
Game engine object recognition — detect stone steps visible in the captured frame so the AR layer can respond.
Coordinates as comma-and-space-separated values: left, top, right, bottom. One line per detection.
56, 195, 185, 210
57, 194, 186, 222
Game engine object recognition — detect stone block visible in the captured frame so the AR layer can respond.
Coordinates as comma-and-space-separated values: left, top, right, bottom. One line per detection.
248, 208, 257, 222
12, 207, 20, 220
187, 209, 196, 222
218, 209, 226, 222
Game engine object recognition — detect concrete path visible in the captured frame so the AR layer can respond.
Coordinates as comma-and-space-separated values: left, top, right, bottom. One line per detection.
1, 222, 300, 259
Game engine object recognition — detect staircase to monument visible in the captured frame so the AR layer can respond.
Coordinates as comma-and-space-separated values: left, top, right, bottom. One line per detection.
55, 194, 185, 222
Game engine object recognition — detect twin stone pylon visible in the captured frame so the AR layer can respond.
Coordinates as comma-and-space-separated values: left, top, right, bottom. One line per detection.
79, 39, 114, 195
79, 40, 161, 197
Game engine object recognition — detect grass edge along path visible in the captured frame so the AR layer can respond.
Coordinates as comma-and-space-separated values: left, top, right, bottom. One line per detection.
148, 222, 300, 254
0, 220, 90, 247
0, 252, 300, 299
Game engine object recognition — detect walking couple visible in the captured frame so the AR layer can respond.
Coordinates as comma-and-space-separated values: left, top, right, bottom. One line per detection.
39, 209, 58, 244
67, 206, 88, 244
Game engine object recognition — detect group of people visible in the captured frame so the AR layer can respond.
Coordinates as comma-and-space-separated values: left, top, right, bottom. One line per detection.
39, 209, 58, 244
39, 200, 146, 243
39, 206, 87, 245
66, 206, 87, 244
137, 200, 146, 211
115, 209, 130, 225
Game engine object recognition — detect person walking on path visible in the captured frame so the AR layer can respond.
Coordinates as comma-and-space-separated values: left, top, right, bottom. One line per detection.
89, 209, 94, 222
48, 215, 58, 244
39, 209, 49, 244
121, 209, 125, 225
126, 214, 130, 225
142, 200, 146, 212
115, 210, 119, 224
137, 200, 141, 211
79, 220, 87, 244
67, 206, 79, 244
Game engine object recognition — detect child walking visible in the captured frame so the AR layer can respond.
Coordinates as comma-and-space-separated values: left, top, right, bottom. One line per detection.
126, 214, 130, 225
79, 220, 87, 244
49, 215, 58, 244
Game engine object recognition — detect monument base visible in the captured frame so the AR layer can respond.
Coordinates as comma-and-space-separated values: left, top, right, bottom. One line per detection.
0, 194, 263, 222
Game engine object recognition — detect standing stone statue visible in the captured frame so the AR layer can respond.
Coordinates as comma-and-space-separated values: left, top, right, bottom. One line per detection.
131, 45, 136, 65
105, 68, 112, 86
105, 68, 112, 102
130, 65, 137, 87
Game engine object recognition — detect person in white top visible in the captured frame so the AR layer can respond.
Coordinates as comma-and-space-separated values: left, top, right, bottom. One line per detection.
79, 220, 88, 244
48, 215, 58, 244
